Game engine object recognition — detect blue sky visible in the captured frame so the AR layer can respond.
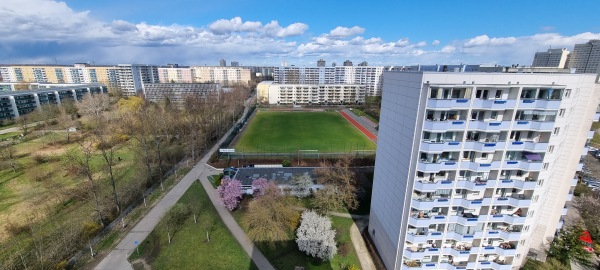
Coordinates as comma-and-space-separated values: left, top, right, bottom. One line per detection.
1, 0, 599, 66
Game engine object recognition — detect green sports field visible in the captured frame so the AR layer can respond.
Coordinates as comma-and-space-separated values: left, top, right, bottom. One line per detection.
234, 111, 376, 153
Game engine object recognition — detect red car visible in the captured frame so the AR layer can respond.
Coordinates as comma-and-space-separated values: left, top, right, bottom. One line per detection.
580, 230, 594, 253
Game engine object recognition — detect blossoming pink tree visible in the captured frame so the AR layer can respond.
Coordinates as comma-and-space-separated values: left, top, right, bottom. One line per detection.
217, 177, 243, 211
252, 178, 275, 196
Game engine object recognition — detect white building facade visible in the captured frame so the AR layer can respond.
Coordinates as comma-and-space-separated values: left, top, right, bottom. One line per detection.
531, 48, 569, 68
369, 71, 600, 270
257, 81, 366, 105
273, 66, 384, 96
191, 66, 252, 86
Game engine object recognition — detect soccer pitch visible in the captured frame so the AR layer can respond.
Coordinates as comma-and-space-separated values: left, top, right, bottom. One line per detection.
234, 111, 376, 153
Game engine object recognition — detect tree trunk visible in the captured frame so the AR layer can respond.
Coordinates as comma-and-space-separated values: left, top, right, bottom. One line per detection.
101, 146, 120, 213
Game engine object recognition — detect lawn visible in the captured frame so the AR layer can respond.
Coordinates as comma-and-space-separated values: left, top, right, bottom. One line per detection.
235, 111, 375, 153
232, 196, 362, 270
129, 181, 257, 270
349, 108, 378, 124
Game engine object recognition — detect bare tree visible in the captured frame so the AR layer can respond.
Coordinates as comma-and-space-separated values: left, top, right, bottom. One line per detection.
66, 141, 105, 224
77, 93, 121, 213
313, 156, 359, 212
1, 144, 18, 173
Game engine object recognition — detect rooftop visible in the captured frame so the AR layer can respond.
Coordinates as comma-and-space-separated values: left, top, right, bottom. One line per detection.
232, 167, 317, 186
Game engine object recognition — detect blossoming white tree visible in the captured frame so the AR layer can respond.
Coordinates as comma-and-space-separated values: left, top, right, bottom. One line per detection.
296, 210, 337, 260
291, 173, 314, 197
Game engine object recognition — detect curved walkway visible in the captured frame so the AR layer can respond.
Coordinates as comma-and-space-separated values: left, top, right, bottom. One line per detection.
96, 100, 274, 270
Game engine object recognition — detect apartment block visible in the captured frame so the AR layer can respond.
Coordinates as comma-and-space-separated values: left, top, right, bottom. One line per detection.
273, 66, 384, 96
369, 71, 600, 270
158, 67, 194, 83
568, 39, 600, 73
0, 83, 107, 119
257, 81, 365, 105
191, 66, 252, 86
116, 64, 159, 96
144, 83, 220, 104
532, 48, 569, 68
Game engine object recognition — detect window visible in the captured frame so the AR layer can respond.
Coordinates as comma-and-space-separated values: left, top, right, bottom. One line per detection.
491, 111, 498, 120
481, 153, 488, 159
542, 163, 549, 170
559, 109, 565, 117
564, 89, 572, 98
553, 127, 560, 135
524, 225, 530, 232
495, 90, 502, 99
527, 211, 535, 217
548, 145, 555, 153
538, 179, 545, 186
520, 239, 526, 245
533, 195, 539, 202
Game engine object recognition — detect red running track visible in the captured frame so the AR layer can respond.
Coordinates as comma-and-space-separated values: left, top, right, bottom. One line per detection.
339, 110, 377, 142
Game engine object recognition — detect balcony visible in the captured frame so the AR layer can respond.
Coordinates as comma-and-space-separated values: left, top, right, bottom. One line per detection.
408, 215, 447, 227
566, 193, 574, 201
452, 197, 492, 208
518, 99, 561, 109
420, 141, 463, 152
493, 196, 532, 208
467, 121, 511, 132
502, 160, 543, 171
571, 178, 578, 186
418, 161, 459, 173
482, 214, 526, 224
471, 99, 516, 110
445, 231, 484, 241
455, 179, 490, 190
485, 230, 522, 241
459, 161, 501, 172
423, 120, 467, 131
403, 247, 442, 259
505, 141, 548, 152
588, 131, 595, 139
448, 214, 483, 225
412, 198, 452, 209
441, 247, 472, 258
406, 231, 444, 242
594, 112, 600, 122
488, 179, 537, 190
427, 99, 471, 109
476, 261, 512, 270
512, 121, 555, 131
462, 141, 506, 152
414, 180, 454, 192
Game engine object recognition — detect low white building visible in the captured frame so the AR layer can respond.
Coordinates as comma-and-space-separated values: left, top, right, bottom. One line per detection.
257, 81, 366, 105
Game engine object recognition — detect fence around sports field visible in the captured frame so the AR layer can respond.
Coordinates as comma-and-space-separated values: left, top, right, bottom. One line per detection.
219, 148, 375, 160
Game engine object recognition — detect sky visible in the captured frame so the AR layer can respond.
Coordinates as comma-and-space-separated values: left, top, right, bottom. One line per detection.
1, 0, 600, 67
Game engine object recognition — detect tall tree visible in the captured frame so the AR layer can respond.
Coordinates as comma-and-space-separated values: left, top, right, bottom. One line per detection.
291, 173, 314, 198
547, 225, 593, 268
77, 93, 122, 213
243, 181, 299, 247
313, 156, 359, 212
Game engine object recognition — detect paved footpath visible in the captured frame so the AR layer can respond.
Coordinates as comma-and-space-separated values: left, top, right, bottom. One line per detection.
96, 100, 274, 270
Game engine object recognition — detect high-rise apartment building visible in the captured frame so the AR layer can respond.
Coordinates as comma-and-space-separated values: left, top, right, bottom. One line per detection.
531, 48, 569, 68
343, 60, 353, 66
219, 59, 227, 67
230, 61, 240, 67
369, 71, 600, 270
158, 67, 194, 83
568, 40, 600, 73
191, 66, 252, 86
273, 66, 385, 96
317, 59, 326, 67
116, 64, 160, 96
358, 61, 368, 66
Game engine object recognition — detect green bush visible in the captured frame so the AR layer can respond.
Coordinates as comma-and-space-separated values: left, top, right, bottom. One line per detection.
282, 159, 291, 167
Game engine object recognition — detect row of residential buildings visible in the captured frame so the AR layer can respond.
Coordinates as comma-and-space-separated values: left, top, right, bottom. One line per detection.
0, 64, 253, 96
0, 83, 107, 119
531, 39, 600, 73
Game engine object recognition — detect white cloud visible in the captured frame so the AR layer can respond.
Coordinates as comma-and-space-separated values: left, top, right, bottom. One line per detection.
441, 45, 456, 53
1, 0, 600, 67
209, 17, 262, 34
395, 38, 410, 47
263, 21, 308, 37
329, 26, 365, 38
